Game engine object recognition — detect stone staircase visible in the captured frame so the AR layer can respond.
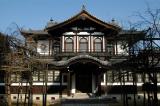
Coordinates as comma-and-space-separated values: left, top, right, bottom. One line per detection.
66, 93, 92, 99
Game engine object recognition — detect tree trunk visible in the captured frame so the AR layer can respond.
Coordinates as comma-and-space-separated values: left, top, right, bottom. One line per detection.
6, 71, 11, 106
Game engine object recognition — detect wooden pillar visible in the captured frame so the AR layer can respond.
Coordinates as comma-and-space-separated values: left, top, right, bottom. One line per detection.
115, 39, 118, 55
77, 35, 79, 52
59, 71, 62, 98
97, 67, 102, 96
60, 36, 62, 53
62, 36, 64, 52
67, 67, 71, 96
74, 32, 77, 53
49, 39, 51, 56
91, 36, 93, 52
103, 36, 105, 52
97, 75, 101, 96
89, 32, 91, 52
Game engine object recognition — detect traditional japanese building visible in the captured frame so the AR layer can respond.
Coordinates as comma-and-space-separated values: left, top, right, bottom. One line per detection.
22, 8, 122, 95
2, 7, 160, 105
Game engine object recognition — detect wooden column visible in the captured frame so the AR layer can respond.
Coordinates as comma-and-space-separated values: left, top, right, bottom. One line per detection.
77, 35, 79, 52
49, 39, 51, 56
59, 71, 62, 98
98, 72, 102, 96
102, 36, 105, 52
115, 39, 118, 55
67, 67, 71, 96
89, 32, 91, 52
62, 36, 64, 52
96, 67, 102, 96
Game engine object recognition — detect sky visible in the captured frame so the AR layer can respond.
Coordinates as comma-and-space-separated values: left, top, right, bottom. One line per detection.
0, 0, 160, 33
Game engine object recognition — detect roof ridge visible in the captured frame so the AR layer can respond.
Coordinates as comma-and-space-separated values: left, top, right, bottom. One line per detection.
45, 9, 121, 31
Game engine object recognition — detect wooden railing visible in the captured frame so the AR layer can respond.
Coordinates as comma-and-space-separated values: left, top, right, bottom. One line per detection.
35, 49, 130, 59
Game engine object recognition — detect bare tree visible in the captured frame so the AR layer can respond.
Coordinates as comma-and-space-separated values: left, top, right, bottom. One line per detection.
135, 7, 160, 106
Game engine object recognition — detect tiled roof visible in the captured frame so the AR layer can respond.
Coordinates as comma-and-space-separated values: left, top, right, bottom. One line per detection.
45, 9, 121, 31
21, 29, 48, 35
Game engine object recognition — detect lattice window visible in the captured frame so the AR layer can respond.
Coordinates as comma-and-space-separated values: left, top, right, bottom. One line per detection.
157, 73, 160, 82
94, 38, 102, 52
79, 38, 88, 52
54, 71, 60, 82
32, 71, 38, 81
106, 71, 112, 82
128, 72, 133, 82
48, 71, 53, 81
106, 41, 114, 55
39, 71, 44, 81
11, 73, 21, 82
145, 74, 149, 82
137, 74, 142, 82
11, 73, 16, 82
16, 74, 20, 82
65, 38, 73, 52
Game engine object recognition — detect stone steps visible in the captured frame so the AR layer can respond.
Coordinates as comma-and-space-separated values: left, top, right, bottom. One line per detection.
67, 93, 91, 99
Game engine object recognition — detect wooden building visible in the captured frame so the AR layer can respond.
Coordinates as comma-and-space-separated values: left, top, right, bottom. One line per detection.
1, 7, 160, 105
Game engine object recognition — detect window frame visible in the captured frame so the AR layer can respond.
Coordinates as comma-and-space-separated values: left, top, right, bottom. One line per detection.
48, 71, 54, 82
94, 38, 102, 52
79, 38, 88, 52
64, 37, 74, 52
54, 71, 60, 82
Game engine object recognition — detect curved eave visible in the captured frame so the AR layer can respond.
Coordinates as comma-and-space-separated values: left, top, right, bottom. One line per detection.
117, 30, 146, 40
45, 10, 121, 32
49, 55, 111, 69
21, 30, 49, 38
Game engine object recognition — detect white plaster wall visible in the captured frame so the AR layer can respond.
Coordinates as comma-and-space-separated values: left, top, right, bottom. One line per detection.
11, 82, 67, 86
11, 94, 62, 105
77, 32, 90, 35
9, 93, 160, 105
116, 43, 128, 55
37, 40, 49, 55
101, 73, 106, 86
71, 74, 76, 93
63, 32, 75, 35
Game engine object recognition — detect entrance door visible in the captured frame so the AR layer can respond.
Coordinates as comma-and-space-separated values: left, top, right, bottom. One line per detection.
76, 72, 92, 93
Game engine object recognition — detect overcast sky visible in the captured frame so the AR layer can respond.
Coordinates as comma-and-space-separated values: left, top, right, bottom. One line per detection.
0, 0, 160, 32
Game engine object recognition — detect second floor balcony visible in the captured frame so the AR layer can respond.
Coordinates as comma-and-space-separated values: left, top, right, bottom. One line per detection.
36, 48, 129, 60
54, 49, 114, 57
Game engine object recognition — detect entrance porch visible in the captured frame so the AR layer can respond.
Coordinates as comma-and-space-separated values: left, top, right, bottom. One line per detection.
50, 55, 110, 98
65, 62, 105, 97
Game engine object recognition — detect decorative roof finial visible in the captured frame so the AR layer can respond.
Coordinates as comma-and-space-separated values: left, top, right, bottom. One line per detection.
50, 17, 53, 22
82, 4, 86, 11
111, 18, 115, 23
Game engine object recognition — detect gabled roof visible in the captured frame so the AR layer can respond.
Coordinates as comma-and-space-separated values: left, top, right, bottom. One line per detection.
45, 9, 121, 32
21, 9, 121, 38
